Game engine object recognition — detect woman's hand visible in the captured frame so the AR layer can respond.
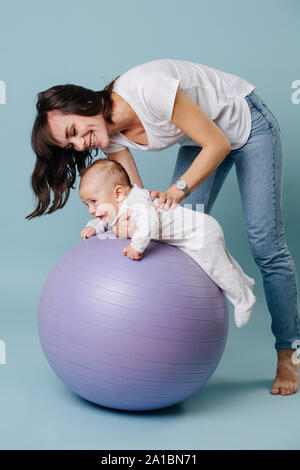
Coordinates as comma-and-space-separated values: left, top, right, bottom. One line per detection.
112, 210, 136, 238
148, 190, 178, 212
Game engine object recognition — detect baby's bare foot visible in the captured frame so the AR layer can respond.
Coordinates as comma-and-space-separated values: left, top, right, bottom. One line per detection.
270, 349, 299, 395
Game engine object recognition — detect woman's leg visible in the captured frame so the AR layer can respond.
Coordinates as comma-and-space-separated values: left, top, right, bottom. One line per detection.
231, 91, 300, 352
172, 93, 300, 393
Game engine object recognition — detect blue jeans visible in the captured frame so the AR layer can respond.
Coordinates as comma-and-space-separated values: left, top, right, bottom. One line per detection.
171, 90, 300, 350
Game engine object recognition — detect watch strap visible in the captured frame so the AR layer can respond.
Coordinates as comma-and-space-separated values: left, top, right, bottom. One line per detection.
183, 185, 190, 197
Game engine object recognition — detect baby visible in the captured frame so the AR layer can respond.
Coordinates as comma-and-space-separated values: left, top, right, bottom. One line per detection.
79, 158, 256, 328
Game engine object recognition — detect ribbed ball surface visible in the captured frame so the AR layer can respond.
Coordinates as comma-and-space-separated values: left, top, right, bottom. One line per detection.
38, 237, 228, 411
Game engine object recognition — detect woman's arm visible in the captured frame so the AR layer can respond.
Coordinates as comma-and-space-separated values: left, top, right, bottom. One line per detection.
164, 88, 231, 204
105, 148, 144, 188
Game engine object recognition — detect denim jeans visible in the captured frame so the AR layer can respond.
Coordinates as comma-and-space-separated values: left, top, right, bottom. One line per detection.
171, 90, 300, 350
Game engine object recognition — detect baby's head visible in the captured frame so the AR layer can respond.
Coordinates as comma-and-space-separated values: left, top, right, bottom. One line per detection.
79, 158, 132, 225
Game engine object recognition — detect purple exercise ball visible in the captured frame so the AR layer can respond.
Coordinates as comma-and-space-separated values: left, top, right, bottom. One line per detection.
38, 236, 229, 411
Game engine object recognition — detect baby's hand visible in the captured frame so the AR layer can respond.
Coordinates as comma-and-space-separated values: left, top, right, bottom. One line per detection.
122, 244, 143, 260
81, 226, 96, 240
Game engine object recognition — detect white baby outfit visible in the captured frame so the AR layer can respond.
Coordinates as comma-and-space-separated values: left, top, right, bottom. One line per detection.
86, 184, 256, 328
102, 58, 256, 154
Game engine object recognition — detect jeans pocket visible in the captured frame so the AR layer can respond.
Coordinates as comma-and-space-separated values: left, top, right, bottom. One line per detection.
261, 100, 281, 132
250, 106, 272, 135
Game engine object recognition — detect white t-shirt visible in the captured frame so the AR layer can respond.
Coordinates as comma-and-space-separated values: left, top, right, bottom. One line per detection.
102, 58, 256, 153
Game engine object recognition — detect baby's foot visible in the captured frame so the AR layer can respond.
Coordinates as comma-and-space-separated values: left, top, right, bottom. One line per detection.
234, 306, 252, 328
234, 292, 256, 328
235, 310, 251, 328
270, 350, 299, 395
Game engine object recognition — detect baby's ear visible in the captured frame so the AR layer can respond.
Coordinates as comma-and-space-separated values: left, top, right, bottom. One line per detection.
114, 184, 126, 202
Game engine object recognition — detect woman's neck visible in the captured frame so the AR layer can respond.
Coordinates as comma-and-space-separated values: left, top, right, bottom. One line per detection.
110, 92, 139, 134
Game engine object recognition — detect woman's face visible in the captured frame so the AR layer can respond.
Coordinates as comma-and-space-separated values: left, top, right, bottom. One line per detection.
47, 110, 111, 152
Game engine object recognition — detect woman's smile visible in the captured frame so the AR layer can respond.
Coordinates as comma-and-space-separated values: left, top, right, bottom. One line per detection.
89, 130, 96, 148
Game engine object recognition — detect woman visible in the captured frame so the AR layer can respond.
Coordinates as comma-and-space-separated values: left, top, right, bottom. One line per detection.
27, 58, 300, 395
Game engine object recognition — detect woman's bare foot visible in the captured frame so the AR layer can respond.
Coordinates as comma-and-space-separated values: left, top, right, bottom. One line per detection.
270, 349, 299, 395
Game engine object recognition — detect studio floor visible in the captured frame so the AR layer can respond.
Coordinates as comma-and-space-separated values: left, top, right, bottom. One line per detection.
1, 276, 299, 451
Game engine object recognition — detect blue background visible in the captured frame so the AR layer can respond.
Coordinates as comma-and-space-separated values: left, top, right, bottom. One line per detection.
0, 0, 299, 449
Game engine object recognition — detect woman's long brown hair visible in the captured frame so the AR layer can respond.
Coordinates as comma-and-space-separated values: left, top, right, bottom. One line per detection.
26, 76, 120, 219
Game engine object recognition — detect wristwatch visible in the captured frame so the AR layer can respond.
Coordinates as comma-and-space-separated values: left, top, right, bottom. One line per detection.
175, 179, 190, 197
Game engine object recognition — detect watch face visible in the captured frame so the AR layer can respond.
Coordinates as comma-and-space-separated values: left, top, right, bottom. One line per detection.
176, 180, 186, 190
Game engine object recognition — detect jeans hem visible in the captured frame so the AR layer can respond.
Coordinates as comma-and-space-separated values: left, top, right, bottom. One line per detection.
275, 345, 297, 351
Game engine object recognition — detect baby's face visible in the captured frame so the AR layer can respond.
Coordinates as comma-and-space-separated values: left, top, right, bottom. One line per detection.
79, 177, 120, 225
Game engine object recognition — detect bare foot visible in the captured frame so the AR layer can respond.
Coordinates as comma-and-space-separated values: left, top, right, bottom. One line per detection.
270, 349, 299, 395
